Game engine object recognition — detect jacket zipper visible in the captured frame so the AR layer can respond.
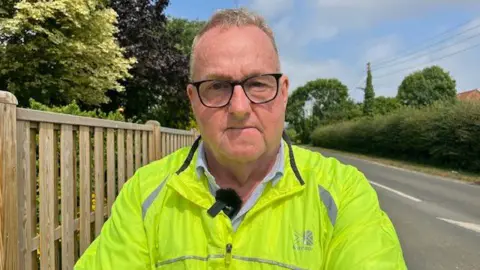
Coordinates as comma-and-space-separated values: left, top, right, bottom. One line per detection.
225, 243, 233, 266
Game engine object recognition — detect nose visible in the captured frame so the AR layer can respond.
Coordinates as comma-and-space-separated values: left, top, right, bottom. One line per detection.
228, 85, 251, 119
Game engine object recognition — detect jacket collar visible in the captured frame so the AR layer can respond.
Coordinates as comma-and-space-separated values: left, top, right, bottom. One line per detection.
195, 140, 285, 190
176, 130, 304, 185
167, 131, 305, 210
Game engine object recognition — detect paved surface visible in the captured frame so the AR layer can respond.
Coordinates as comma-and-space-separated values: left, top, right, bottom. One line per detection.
312, 148, 480, 270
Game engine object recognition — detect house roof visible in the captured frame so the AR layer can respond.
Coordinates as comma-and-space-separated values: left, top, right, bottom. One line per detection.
457, 89, 480, 101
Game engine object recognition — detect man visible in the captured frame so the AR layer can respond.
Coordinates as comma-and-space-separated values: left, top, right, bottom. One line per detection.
75, 8, 407, 269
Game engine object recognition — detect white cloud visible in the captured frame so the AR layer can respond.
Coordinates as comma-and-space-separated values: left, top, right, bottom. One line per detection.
246, 0, 480, 101
249, 0, 342, 45
314, 0, 480, 16
371, 18, 480, 97
310, 0, 480, 36
363, 35, 403, 64
250, 0, 480, 34
272, 16, 338, 47
249, 0, 293, 19
316, 0, 480, 8
281, 58, 355, 92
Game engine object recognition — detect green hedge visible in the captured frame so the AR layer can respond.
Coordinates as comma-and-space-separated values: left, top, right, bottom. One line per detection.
28, 98, 125, 121
311, 100, 480, 173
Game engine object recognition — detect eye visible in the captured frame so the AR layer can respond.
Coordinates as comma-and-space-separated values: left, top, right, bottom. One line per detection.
245, 78, 275, 92
209, 81, 230, 91
250, 81, 267, 87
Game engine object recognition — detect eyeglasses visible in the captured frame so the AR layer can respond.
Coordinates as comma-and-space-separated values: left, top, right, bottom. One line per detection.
190, 73, 283, 108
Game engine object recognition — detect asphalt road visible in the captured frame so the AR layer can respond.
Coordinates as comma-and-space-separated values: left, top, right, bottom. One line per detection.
314, 148, 480, 270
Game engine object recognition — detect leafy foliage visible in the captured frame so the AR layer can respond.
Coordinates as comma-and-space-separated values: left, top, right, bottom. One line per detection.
308, 79, 349, 119
311, 100, 480, 173
321, 99, 363, 125
0, 0, 135, 107
397, 65, 457, 107
166, 16, 205, 57
0, 0, 18, 18
286, 78, 351, 143
363, 63, 375, 116
285, 127, 299, 144
29, 99, 125, 121
374, 96, 401, 115
101, 0, 193, 129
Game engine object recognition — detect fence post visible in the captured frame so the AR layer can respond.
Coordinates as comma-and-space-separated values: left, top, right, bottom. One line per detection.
146, 121, 162, 161
0, 90, 19, 270
190, 128, 196, 142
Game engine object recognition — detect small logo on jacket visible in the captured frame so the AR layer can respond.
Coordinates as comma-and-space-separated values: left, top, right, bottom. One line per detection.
293, 230, 313, 251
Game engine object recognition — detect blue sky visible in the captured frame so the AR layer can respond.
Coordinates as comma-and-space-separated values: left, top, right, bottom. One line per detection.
166, 0, 480, 102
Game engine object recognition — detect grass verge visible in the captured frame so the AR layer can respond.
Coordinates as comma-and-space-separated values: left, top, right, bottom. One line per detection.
302, 145, 480, 184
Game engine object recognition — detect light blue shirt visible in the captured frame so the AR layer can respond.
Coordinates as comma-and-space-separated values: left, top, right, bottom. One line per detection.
196, 141, 285, 231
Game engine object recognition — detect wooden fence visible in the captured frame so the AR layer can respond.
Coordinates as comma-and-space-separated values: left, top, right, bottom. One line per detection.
0, 90, 199, 270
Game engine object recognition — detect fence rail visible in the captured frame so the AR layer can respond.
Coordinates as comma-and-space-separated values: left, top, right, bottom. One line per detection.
0, 90, 199, 270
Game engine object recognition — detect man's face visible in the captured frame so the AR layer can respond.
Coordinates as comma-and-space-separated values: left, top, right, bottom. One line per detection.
187, 25, 289, 163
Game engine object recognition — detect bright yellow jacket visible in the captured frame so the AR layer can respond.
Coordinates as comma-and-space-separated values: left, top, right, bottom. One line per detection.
75, 136, 407, 269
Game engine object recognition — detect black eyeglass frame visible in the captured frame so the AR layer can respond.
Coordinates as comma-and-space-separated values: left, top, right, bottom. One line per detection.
189, 73, 283, 108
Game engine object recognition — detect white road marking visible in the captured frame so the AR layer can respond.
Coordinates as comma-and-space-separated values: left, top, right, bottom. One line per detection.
369, 180, 422, 202
437, 217, 480, 234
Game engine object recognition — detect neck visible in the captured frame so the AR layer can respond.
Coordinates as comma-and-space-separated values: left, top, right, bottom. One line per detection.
203, 143, 281, 201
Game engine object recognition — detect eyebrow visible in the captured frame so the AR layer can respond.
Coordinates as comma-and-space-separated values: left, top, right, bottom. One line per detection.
204, 74, 232, 80
204, 72, 265, 81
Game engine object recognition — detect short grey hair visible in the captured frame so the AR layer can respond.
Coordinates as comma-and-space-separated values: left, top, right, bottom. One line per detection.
189, 8, 280, 80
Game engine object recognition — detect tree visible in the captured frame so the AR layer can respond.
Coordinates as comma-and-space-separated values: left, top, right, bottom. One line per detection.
101, 0, 193, 129
29, 99, 124, 121
363, 62, 375, 116
374, 96, 401, 115
166, 17, 206, 57
0, 0, 19, 18
0, 0, 135, 107
286, 78, 350, 143
323, 99, 363, 125
308, 79, 349, 120
397, 65, 457, 107
286, 87, 309, 143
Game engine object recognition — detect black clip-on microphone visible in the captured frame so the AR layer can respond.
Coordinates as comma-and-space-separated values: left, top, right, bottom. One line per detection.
207, 188, 242, 219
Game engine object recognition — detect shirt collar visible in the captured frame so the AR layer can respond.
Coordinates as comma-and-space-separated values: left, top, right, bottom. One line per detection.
195, 140, 285, 187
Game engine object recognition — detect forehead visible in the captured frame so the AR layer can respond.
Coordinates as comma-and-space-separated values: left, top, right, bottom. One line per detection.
192, 26, 279, 80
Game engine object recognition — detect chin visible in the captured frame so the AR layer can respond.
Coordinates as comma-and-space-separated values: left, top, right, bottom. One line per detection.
222, 143, 265, 162
215, 130, 267, 160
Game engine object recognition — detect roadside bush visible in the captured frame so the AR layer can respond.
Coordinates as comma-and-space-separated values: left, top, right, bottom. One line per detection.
285, 127, 300, 144
311, 100, 480, 173
28, 99, 125, 121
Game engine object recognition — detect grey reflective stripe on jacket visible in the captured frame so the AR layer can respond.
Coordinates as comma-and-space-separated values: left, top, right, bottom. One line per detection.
142, 176, 168, 219
155, 255, 306, 270
233, 255, 307, 270
319, 185, 337, 226
155, 255, 224, 267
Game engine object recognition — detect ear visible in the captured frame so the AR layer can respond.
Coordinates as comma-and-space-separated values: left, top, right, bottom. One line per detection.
187, 84, 195, 102
280, 75, 289, 109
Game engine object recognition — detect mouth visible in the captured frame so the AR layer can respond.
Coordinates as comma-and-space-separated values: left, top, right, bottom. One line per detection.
227, 127, 257, 130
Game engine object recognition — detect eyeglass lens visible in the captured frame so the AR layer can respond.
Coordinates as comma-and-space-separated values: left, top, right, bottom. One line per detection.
199, 74, 278, 107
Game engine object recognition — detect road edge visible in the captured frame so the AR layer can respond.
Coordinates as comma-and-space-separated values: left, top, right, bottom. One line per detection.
302, 145, 480, 187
